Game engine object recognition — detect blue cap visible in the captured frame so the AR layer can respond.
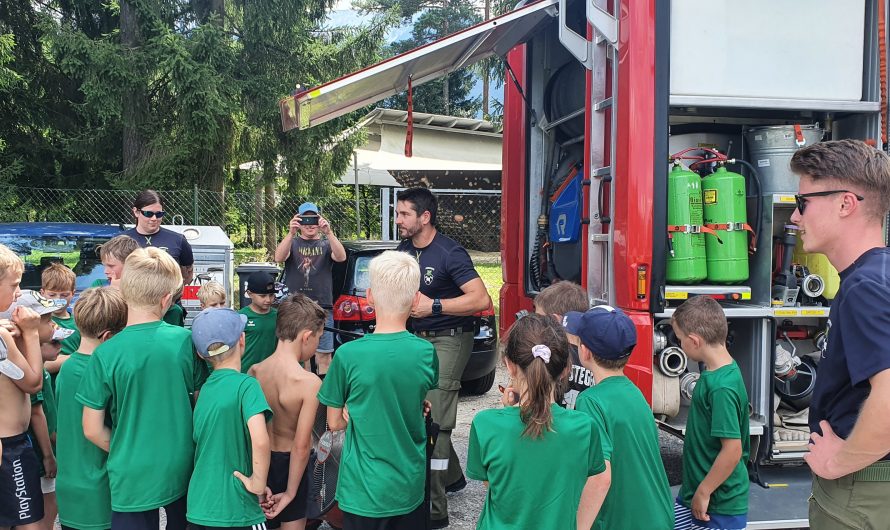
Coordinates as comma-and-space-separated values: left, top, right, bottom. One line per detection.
562, 305, 637, 360
298, 202, 319, 215
191, 308, 248, 359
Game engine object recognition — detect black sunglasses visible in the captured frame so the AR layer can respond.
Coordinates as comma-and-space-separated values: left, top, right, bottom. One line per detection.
794, 190, 864, 214
140, 209, 166, 219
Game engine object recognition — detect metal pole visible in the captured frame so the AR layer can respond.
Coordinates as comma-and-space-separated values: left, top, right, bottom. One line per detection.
354, 151, 361, 238
193, 184, 199, 225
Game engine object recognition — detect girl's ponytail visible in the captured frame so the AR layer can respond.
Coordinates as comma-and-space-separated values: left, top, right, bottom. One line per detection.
504, 314, 570, 439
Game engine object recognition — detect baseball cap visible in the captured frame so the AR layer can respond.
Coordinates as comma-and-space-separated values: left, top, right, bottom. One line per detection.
13, 290, 67, 316
298, 202, 319, 215
562, 305, 637, 360
191, 308, 248, 358
0, 335, 23, 380
246, 271, 277, 295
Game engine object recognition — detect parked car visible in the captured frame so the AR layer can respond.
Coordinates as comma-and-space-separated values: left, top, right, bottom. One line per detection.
0, 222, 124, 296
331, 240, 498, 395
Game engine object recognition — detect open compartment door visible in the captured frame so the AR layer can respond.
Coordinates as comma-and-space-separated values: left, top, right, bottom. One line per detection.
279, 0, 558, 131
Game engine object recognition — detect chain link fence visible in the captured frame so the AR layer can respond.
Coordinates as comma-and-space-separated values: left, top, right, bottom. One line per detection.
0, 186, 501, 252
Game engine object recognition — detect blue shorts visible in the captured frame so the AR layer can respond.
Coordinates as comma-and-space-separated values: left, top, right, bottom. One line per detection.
318, 310, 334, 353
674, 497, 746, 530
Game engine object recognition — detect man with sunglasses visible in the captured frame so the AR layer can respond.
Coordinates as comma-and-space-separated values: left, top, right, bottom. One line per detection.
789, 139, 890, 529
123, 190, 195, 284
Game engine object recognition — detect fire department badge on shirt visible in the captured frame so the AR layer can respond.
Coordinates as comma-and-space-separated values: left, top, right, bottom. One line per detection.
424, 267, 435, 285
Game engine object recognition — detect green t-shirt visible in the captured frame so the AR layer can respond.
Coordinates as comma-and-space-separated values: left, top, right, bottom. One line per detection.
163, 303, 185, 327
575, 376, 673, 530
317, 331, 438, 517
467, 404, 606, 530
187, 369, 271, 527
90, 278, 109, 288
679, 361, 750, 515
53, 314, 82, 357
238, 306, 278, 374
56, 352, 112, 530
29, 369, 57, 476
76, 321, 206, 511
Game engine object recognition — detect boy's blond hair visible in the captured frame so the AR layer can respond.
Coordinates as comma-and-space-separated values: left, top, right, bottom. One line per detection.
74, 287, 128, 339
41, 262, 76, 292
121, 248, 183, 309
99, 234, 140, 263
0, 244, 23, 281
671, 295, 728, 346
369, 250, 420, 315
197, 281, 225, 307
276, 294, 325, 342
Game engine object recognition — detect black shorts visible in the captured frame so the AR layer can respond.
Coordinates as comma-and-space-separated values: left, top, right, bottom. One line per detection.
189, 523, 266, 530
342, 502, 427, 530
112, 495, 187, 530
266, 450, 309, 528
0, 433, 44, 526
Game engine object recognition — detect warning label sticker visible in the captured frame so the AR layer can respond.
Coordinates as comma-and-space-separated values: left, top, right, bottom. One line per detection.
703, 189, 717, 204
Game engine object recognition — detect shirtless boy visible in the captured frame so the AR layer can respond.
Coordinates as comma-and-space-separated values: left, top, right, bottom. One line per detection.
0, 245, 45, 530
250, 294, 325, 530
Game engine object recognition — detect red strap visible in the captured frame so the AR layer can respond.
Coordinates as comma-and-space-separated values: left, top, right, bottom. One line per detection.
405, 76, 414, 158
705, 223, 757, 253
794, 124, 805, 147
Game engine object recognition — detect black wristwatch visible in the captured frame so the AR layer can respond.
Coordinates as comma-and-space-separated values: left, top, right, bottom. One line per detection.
432, 298, 443, 316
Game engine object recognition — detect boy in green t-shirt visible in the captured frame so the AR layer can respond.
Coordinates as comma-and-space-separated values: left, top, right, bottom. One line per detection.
41, 263, 81, 377
671, 296, 750, 530
238, 271, 278, 374
187, 307, 272, 530
90, 234, 139, 289
250, 294, 325, 529
56, 287, 128, 530
565, 306, 673, 530
318, 250, 438, 528
77, 247, 207, 530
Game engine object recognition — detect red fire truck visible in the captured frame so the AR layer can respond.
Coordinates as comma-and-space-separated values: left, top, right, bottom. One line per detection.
280, 1, 887, 526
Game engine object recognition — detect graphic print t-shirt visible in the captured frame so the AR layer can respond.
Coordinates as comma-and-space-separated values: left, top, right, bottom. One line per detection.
284, 238, 333, 308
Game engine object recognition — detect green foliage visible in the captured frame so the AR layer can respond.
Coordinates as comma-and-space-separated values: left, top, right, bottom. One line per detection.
0, 0, 393, 199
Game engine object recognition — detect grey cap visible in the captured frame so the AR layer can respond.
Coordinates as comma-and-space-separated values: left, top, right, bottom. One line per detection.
13, 290, 67, 316
0, 335, 24, 380
191, 308, 248, 359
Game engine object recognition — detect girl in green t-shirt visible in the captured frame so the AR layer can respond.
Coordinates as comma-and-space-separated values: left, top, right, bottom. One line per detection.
467, 314, 607, 530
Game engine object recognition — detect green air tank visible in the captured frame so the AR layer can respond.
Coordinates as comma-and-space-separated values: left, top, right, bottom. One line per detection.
701, 166, 749, 283
666, 165, 707, 284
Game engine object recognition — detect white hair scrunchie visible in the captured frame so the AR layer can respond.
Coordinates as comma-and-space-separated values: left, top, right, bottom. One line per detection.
531, 344, 551, 363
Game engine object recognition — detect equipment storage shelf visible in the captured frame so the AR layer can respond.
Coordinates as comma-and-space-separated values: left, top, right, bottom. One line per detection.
655, 316, 772, 438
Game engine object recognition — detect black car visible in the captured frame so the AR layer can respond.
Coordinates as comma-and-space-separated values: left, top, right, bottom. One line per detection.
331, 240, 498, 395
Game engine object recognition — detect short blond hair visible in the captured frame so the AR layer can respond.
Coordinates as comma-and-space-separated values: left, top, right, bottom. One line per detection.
42, 262, 76, 292
370, 251, 420, 315
121, 247, 183, 308
0, 244, 23, 281
197, 281, 226, 307
74, 287, 128, 339
98, 235, 139, 263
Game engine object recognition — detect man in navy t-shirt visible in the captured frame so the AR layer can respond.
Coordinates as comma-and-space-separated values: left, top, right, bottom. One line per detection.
395, 188, 491, 529
789, 140, 890, 529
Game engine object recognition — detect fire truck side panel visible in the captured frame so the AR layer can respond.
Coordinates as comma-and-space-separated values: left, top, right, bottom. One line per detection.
612, 0, 656, 312
499, 45, 534, 335
625, 310, 655, 404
